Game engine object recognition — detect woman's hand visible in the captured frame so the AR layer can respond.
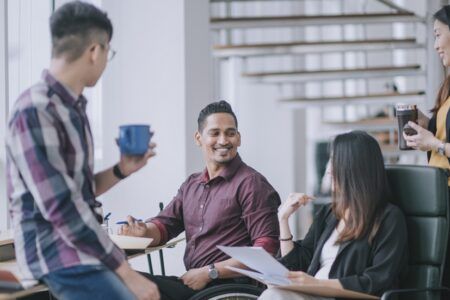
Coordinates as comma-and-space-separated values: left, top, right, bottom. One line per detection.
278, 193, 314, 221
403, 122, 440, 152
288, 271, 320, 285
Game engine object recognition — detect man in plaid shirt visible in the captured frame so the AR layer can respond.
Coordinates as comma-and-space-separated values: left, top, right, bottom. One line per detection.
6, 2, 159, 299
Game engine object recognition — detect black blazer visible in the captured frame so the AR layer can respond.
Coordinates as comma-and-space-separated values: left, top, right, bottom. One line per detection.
279, 203, 408, 297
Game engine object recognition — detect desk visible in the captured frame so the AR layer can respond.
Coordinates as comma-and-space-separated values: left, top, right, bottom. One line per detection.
127, 237, 185, 275
0, 260, 48, 300
0, 237, 185, 299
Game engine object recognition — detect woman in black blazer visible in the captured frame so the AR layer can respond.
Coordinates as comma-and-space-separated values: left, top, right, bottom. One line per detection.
259, 131, 408, 300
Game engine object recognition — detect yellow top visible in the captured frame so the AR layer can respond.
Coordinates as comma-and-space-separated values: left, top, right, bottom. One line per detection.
429, 97, 450, 186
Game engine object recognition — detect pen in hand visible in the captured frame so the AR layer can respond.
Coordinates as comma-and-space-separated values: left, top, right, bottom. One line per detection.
116, 219, 143, 225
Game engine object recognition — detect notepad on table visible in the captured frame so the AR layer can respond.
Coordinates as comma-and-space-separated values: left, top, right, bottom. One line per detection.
109, 234, 153, 250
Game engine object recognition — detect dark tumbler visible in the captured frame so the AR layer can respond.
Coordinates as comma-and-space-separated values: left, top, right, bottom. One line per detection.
395, 104, 418, 150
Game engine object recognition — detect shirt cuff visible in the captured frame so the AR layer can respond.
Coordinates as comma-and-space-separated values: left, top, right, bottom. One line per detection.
253, 237, 279, 256
148, 219, 168, 245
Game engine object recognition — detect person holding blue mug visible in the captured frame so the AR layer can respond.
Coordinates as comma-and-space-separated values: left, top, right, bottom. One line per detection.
403, 5, 450, 289
5, 2, 159, 299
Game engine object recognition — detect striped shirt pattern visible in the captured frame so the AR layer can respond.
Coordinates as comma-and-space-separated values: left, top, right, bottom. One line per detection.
6, 70, 125, 282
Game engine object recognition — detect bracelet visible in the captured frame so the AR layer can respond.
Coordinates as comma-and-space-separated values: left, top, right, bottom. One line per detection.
113, 164, 128, 180
279, 235, 293, 241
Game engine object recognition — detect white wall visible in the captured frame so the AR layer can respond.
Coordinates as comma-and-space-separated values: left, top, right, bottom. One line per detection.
99, 0, 211, 275
1, 0, 52, 230
0, 0, 8, 231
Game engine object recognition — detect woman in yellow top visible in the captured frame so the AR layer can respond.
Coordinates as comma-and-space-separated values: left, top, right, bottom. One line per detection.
404, 5, 450, 289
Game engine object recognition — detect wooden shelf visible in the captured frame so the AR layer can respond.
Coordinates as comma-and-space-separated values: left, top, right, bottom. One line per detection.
324, 117, 397, 131
280, 90, 425, 107
244, 65, 424, 83
213, 38, 423, 57
211, 12, 424, 29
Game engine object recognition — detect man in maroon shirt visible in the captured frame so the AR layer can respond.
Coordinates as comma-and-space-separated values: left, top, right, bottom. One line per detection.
119, 100, 280, 299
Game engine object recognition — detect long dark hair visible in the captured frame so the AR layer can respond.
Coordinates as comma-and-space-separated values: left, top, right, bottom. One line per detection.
432, 6, 450, 114
331, 131, 391, 244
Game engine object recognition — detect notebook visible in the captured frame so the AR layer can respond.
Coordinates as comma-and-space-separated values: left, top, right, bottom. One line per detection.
109, 234, 153, 250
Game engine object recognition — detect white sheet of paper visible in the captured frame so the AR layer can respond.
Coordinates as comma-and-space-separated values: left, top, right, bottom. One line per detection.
109, 234, 153, 249
226, 266, 291, 286
217, 245, 289, 277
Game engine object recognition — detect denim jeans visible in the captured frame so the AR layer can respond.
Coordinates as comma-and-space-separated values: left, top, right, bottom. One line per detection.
41, 265, 136, 300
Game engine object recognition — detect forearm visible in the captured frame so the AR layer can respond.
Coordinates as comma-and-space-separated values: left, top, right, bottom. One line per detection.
320, 279, 343, 289
279, 218, 295, 256
215, 258, 249, 279
94, 166, 121, 196
145, 222, 162, 246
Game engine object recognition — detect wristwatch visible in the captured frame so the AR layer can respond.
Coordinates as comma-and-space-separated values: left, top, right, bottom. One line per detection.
208, 264, 219, 280
438, 142, 446, 156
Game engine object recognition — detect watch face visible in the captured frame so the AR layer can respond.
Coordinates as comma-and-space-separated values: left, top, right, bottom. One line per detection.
209, 267, 219, 279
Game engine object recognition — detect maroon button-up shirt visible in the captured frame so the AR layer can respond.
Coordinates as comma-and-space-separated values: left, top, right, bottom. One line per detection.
149, 154, 280, 270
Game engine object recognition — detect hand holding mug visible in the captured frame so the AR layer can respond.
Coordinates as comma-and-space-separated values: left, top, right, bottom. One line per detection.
278, 193, 314, 221
118, 142, 157, 177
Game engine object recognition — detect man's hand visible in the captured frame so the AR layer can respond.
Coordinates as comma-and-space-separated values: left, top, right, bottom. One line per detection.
116, 261, 160, 300
180, 267, 211, 290
118, 142, 157, 177
118, 215, 148, 237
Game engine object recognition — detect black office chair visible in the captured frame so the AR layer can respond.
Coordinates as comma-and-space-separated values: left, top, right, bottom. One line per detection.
382, 165, 450, 300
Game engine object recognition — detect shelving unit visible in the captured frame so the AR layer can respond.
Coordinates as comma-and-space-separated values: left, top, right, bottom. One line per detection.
210, 0, 434, 206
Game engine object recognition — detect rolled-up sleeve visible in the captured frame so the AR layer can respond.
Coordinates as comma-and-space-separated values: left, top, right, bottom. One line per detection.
238, 174, 281, 251
8, 107, 125, 271
148, 181, 186, 245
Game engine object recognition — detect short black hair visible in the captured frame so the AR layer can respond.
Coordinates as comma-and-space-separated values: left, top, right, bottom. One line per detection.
197, 100, 238, 132
50, 1, 113, 62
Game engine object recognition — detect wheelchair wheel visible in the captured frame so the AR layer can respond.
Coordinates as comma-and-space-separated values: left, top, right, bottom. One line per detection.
188, 283, 264, 300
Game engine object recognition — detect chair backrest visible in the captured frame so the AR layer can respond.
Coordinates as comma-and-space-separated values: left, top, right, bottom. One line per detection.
386, 165, 449, 292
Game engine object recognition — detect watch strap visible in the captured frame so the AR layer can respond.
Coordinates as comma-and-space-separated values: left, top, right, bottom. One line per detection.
113, 164, 127, 179
438, 142, 446, 156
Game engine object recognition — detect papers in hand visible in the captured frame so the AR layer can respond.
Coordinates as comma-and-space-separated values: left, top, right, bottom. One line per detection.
217, 245, 379, 299
217, 245, 291, 286
109, 234, 153, 250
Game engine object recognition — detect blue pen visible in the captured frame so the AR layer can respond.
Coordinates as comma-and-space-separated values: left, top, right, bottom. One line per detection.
104, 212, 111, 221
116, 219, 142, 225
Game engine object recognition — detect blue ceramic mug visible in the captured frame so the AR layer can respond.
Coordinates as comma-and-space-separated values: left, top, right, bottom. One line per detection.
118, 124, 152, 155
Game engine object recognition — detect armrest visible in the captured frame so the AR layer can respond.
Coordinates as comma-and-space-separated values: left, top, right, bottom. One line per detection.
381, 286, 450, 300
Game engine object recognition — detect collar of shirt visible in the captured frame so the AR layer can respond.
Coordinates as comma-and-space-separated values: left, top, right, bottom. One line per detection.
200, 154, 243, 183
42, 69, 88, 111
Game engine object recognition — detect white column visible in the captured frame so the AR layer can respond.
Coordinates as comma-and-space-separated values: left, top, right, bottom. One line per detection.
0, 0, 9, 230
100, 0, 211, 275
